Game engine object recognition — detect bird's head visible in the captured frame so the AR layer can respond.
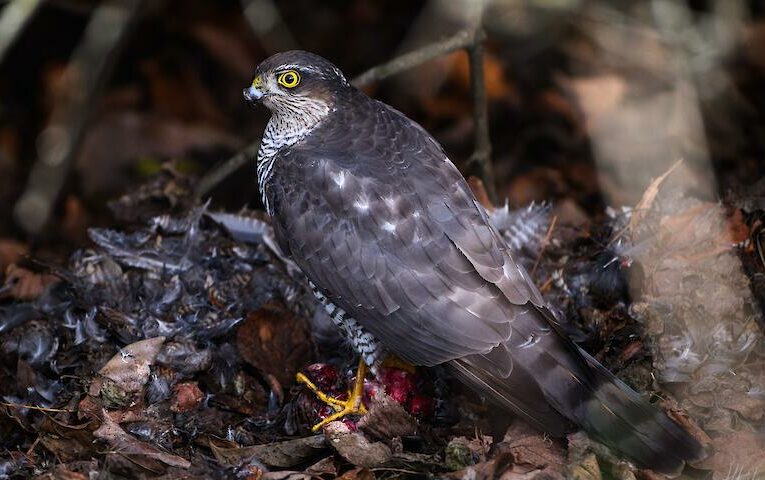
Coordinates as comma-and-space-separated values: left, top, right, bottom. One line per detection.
244, 50, 350, 117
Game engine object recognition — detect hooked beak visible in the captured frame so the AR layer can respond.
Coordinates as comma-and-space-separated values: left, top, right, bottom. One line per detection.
244, 74, 265, 103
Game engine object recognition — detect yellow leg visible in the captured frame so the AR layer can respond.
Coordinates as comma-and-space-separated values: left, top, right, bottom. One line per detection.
296, 358, 369, 432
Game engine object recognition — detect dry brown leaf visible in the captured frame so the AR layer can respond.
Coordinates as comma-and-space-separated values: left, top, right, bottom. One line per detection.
0, 240, 27, 273
209, 435, 326, 468
1, 264, 59, 301
501, 422, 565, 472
236, 302, 314, 387
93, 412, 191, 470
305, 456, 337, 476
358, 390, 416, 441
38, 417, 96, 464
32, 464, 90, 480
170, 382, 204, 413
695, 432, 765, 479
629, 159, 683, 234
323, 421, 392, 468
93, 337, 166, 396
337, 467, 375, 480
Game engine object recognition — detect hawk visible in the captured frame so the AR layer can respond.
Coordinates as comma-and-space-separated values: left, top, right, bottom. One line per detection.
243, 50, 705, 475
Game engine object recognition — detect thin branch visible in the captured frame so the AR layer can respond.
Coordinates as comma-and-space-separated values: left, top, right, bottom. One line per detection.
531, 215, 558, 277
13, 0, 144, 235
194, 140, 261, 198
351, 29, 476, 87
0, 0, 42, 65
1, 401, 74, 413
466, 29, 496, 204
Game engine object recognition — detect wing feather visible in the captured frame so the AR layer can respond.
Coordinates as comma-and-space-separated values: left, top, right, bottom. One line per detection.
270, 92, 543, 366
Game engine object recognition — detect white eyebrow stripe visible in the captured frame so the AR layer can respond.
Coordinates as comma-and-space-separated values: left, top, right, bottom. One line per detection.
274, 64, 323, 74
272, 63, 348, 84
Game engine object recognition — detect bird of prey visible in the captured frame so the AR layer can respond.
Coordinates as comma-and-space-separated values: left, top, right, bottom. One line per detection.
243, 50, 705, 475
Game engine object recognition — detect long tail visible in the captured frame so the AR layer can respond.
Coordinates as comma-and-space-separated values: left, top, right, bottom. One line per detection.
448, 307, 706, 476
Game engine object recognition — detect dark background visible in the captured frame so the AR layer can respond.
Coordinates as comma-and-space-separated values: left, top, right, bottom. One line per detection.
2, 0, 763, 255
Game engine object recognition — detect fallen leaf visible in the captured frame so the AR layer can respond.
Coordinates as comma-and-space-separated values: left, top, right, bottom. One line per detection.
629, 159, 683, 234
337, 467, 374, 480
209, 435, 326, 468
305, 456, 337, 476
93, 412, 191, 470
499, 421, 565, 474
324, 421, 392, 468
38, 416, 96, 463
1, 264, 59, 301
32, 464, 89, 480
170, 382, 204, 413
0, 240, 27, 273
358, 390, 416, 441
236, 302, 314, 387
695, 432, 765, 480
95, 337, 166, 395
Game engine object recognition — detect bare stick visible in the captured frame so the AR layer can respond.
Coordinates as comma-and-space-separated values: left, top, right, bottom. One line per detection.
351, 29, 476, 87
194, 140, 261, 198
466, 29, 496, 204
531, 215, 558, 277
0, 401, 74, 413
13, 0, 143, 235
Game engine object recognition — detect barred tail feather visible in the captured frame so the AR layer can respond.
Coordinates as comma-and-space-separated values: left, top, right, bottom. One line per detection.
575, 350, 707, 475
449, 308, 706, 476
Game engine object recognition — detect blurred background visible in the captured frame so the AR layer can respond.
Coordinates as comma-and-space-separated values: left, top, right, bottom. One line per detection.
0, 0, 763, 248
1, 0, 765, 477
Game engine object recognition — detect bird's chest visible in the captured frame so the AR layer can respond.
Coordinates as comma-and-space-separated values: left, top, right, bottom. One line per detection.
257, 121, 315, 215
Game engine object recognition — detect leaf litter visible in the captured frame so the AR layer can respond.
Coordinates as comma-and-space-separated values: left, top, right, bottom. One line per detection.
0, 164, 761, 479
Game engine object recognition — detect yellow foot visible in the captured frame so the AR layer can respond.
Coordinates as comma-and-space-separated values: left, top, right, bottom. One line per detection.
296, 358, 369, 432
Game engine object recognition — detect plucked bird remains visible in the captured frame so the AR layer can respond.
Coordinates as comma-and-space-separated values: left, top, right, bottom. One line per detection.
243, 50, 706, 475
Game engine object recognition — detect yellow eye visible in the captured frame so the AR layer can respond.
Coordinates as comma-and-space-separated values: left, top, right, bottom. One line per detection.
277, 70, 300, 88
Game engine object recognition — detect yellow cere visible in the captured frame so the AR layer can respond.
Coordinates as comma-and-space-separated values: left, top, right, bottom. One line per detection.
277, 70, 300, 88
251, 75, 263, 88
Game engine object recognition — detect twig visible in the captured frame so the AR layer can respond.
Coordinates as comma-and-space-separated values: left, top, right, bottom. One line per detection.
194, 140, 261, 198
351, 29, 476, 87
531, 215, 558, 277
13, 0, 144, 235
0, 401, 74, 413
466, 29, 496, 204
0, 0, 42, 65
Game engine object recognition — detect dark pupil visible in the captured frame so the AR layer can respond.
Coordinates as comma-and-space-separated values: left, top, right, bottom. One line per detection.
285, 73, 294, 83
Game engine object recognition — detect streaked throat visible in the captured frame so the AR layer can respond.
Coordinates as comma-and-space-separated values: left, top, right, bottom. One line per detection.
257, 96, 331, 215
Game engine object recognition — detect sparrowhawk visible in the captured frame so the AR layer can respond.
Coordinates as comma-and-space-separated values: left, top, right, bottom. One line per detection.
243, 50, 705, 475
